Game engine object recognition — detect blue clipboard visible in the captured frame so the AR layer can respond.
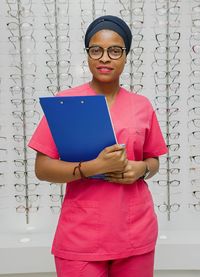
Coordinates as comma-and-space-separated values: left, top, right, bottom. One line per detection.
39, 95, 117, 171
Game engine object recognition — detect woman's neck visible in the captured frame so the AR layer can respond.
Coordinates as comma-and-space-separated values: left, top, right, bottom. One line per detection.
89, 80, 120, 107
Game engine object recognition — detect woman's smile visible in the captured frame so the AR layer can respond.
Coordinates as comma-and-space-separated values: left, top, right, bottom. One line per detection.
96, 65, 114, 73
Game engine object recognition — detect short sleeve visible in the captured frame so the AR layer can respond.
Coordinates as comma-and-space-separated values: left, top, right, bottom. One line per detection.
143, 111, 168, 159
28, 116, 59, 159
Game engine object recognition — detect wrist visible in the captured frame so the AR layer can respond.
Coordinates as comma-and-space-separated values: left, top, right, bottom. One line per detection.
141, 161, 151, 180
81, 158, 105, 177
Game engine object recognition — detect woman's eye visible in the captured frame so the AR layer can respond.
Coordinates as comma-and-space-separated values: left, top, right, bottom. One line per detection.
92, 47, 101, 54
110, 48, 120, 54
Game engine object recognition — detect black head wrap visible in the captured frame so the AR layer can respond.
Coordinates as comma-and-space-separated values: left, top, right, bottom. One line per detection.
84, 15, 132, 55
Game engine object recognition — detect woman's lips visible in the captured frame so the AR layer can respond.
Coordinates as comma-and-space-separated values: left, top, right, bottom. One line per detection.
96, 66, 113, 73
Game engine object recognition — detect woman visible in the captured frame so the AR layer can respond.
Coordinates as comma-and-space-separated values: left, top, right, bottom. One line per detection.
28, 15, 168, 277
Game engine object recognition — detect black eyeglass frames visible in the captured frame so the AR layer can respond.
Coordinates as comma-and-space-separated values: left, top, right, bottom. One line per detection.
85, 45, 126, 60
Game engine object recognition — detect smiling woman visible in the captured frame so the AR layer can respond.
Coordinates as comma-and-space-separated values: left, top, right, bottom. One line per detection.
28, 15, 168, 277
87, 29, 127, 98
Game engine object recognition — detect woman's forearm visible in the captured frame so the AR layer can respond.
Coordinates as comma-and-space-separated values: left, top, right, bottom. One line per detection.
35, 144, 128, 183
143, 157, 159, 179
35, 152, 103, 183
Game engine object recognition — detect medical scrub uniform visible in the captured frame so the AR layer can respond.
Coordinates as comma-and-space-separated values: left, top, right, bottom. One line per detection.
28, 83, 168, 263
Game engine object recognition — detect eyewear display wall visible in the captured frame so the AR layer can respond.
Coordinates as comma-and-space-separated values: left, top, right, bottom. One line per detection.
0, 0, 200, 274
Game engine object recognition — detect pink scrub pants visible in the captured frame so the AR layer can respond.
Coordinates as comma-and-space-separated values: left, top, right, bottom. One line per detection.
54, 250, 155, 277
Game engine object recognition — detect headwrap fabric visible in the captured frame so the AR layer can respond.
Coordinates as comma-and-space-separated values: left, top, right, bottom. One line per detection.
84, 15, 132, 55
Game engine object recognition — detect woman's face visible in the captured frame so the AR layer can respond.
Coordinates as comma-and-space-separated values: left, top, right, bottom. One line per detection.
87, 29, 127, 84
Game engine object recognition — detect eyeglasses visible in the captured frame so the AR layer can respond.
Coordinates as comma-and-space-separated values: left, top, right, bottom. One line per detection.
15, 194, 40, 203
154, 70, 180, 82
188, 83, 200, 94
190, 167, 200, 175
190, 59, 200, 72
155, 6, 180, 16
7, 8, 35, 20
156, 107, 179, 117
190, 155, 200, 164
50, 205, 61, 214
130, 46, 144, 57
160, 155, 180, 164
190, 144, 200, 153
159, 167, 180, 175
155, 19, 181, 29
46, 60, 71, 73
86, 45, 126, 60
163, 131, 180, 140
49, 194, 63, 202
167, 143, 180, 152
14, 170, 35, 179
187, 94, 200, 106
152, 58, 180, 70
44, 2, 69, 17
188, 118, 200, 128
189, 70, 200, 81
155, 32, 181, 45
13, 146, 32, 156
192, 4, 200, 13
8, 35, 36, 53
13, 158, 35, 167
121, 72, 144, 82
159, 120, 180, 129
7, 22, 33, 36
192, 191, 200, 199
153, 179, 180, 187
192, 19, 200, 28
154, 46, 180, 58
154, 95, 180, 106
156, 202, 180, 213
191, 179, 200, 186
46, 72, 73, 85
188, 131, 200, 140
12, 110, 40, 121
10, 73, 36, 85
16, 205, 39, 213
14, 183, 39, 192
188, 202, 200, 211
11, 98, 37, 108
132, 34, 143, 47
13, 134, 32, 142
155, 82, 180, 94
125, 59, 143, 69
188, 107, 200, 116
10, 85, 35, 96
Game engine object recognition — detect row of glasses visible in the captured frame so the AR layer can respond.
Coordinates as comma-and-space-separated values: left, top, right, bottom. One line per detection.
43, 0, 71, 206
79, 0, 107, 82
7, 0, 39, 223
49, 182, 65, 214
152, 0, 181, 219
43, 0, 73, 94
119, 0, 145, 92
188, 0, 200, 208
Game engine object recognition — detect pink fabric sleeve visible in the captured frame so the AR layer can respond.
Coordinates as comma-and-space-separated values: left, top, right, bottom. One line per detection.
143, 111, 168, 159
28, 116, 59, 159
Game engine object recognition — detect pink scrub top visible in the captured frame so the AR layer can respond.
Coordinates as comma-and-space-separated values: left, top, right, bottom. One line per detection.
28, 83, 168, 261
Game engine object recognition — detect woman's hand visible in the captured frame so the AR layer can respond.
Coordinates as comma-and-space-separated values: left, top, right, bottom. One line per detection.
96, 144, 128, 173
105, 160, 146, 184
